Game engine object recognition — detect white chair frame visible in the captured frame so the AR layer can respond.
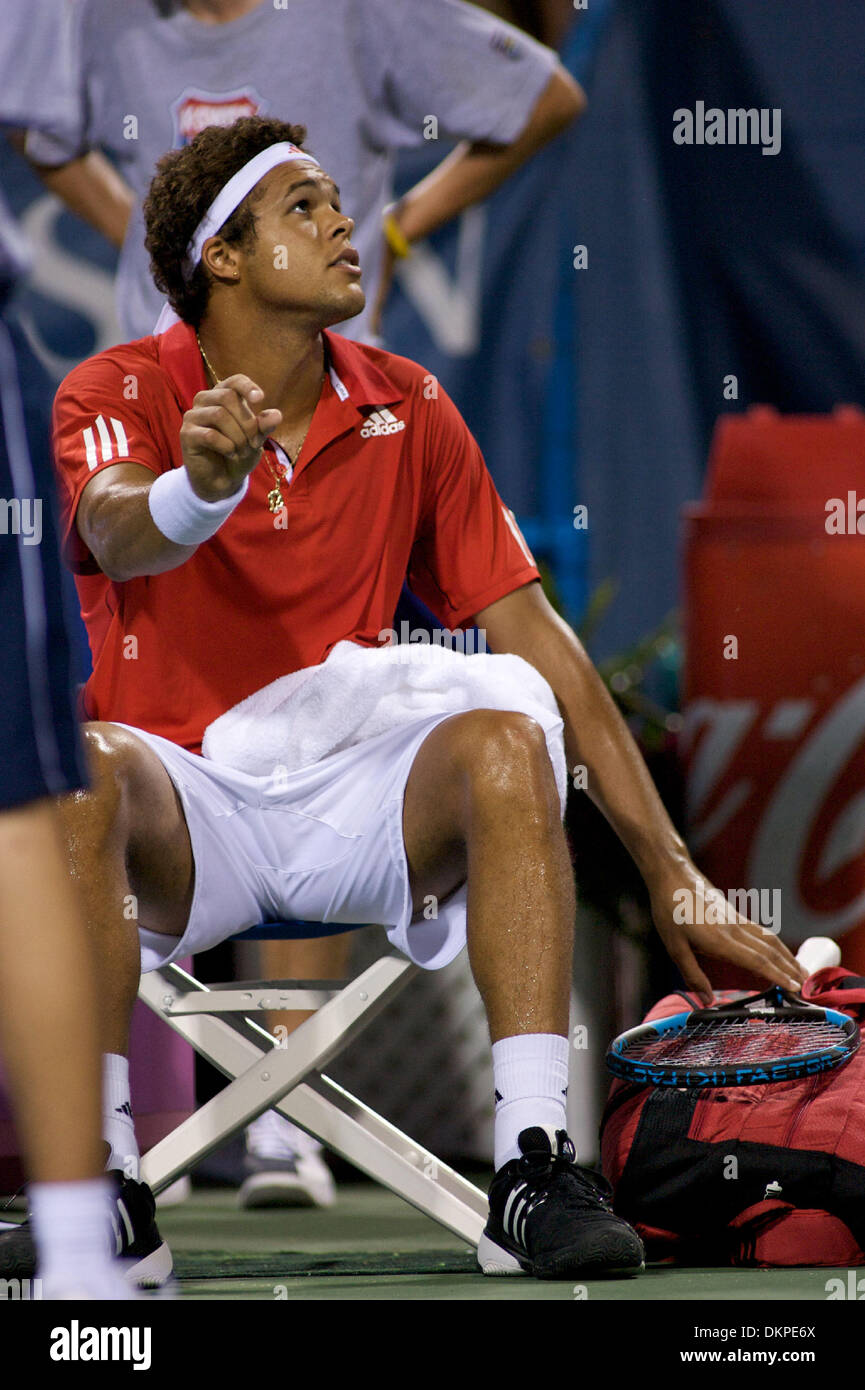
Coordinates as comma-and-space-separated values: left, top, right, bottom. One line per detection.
138, 948, 488, 1247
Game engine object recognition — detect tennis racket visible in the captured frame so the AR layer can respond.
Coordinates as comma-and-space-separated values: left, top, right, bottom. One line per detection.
605, 936, 859, 1088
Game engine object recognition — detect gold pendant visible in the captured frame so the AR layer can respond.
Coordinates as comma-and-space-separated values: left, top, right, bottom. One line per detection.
266, 485, 284, 513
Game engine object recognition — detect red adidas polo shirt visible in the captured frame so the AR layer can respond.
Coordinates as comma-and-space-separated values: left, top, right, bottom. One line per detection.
52, 321, 540, 753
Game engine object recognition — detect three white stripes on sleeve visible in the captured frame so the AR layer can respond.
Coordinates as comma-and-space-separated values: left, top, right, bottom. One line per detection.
82, 415, 129, 470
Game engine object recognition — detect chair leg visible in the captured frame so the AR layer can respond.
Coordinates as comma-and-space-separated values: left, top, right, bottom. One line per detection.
137, 954, 413, 1178
138, 958, 488, 1246
275, 1075, 488, 1244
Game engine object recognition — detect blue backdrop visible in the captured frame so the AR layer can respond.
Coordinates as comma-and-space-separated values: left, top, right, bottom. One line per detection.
388, 0, 865, 655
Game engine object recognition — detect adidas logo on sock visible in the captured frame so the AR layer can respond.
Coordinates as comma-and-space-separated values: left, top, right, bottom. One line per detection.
360, 408, 405, 437
115, 1101, 133, 1118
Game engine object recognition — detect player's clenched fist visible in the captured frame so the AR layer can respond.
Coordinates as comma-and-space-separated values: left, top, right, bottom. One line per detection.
180, 374, 282, 502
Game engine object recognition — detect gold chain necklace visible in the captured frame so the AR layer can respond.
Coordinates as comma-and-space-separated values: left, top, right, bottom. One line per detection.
196, 333, 317, 514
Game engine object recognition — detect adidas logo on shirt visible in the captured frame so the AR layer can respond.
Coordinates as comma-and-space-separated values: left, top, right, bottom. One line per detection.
81, 414, 130, 470
360, 408, 405, 438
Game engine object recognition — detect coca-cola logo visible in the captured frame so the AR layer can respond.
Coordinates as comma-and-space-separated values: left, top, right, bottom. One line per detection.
170, 88, 266, 147
682, 677, 865, 944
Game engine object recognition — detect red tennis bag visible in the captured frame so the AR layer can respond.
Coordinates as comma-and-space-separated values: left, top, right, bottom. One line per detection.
600, 968, 865, 1266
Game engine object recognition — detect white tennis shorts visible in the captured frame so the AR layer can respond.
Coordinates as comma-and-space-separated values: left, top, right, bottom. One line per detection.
116, 715, 470, 975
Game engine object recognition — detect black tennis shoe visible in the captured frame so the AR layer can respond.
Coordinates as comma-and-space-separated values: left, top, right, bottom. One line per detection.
478, 1126, 645, 1279
0, 1171, 173, 1290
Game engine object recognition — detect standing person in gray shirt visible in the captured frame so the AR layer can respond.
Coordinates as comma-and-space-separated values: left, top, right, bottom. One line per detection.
27, 0, 584, 344
26, 0, 583, 1208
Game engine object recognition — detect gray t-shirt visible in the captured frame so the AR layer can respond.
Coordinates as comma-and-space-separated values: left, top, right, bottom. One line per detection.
0, 0, 79, 284
26, 0, 556, 340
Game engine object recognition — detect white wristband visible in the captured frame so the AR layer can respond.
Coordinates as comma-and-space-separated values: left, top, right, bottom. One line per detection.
148, 468, 249, 545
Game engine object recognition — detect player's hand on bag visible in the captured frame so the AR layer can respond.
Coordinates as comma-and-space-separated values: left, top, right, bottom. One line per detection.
180, 374, 282, 502
648, 863, 807, 1005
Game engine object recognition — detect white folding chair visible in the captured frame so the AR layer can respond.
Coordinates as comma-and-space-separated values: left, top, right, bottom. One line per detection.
137, 919, 488, 1246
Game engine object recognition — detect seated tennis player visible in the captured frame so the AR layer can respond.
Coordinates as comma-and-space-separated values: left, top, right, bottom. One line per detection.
6, 116, 806, 1284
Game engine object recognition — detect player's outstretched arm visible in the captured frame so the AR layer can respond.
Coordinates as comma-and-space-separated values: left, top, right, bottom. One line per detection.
475, 581, 807, 1002
76, 374, 281, 582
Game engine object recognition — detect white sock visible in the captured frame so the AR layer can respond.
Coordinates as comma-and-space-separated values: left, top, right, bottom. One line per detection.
29, 1177, 117, 1282
102, 1053, 139, 1180
492, 1033, 570, 1170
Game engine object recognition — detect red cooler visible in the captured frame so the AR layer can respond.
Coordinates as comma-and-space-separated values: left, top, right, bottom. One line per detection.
682, 406, 865, 981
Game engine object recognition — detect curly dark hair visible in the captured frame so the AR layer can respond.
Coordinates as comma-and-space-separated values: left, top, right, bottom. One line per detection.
144, 116, 310, 328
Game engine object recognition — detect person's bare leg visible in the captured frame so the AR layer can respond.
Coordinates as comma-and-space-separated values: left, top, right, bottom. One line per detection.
56, 722, 195, 1059
401, 709, 644, 1278
259, 935, 354, 1038
242, 936, 352, 1205
0, 795, 139, 1298
0, 725, 192, 1293
38, 721, 194, 1192
402, 709, 575, 1042
0, 798, 103, 1182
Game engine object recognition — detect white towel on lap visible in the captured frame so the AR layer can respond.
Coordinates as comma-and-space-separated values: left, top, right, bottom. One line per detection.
202, 639, 567, 810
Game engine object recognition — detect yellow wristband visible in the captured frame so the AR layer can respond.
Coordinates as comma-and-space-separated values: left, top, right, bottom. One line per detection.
383, 212, 412, 260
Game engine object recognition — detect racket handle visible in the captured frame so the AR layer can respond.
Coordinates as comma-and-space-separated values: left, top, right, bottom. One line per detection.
795, 936, 841, 974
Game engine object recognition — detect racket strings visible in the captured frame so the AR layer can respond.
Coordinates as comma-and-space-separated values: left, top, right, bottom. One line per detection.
624, 1017, 846, 1067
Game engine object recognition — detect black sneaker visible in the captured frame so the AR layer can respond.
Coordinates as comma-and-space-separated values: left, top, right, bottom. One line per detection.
478, 1126, 645, 1279
0, 1171, 173, 1289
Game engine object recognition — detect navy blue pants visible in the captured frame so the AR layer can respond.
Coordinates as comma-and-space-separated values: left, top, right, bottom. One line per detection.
0, 317, 86, 809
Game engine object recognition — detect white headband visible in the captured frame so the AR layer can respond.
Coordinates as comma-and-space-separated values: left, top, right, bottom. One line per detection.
185, 142, 320, 273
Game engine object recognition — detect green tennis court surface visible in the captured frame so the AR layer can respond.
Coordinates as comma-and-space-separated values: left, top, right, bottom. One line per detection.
157, 1185, 843, 1301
